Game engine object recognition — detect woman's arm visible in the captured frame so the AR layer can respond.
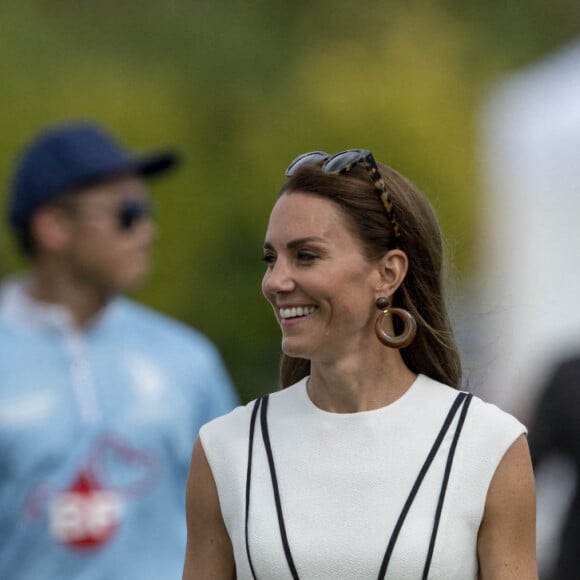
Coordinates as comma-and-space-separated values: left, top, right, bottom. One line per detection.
182, 437, 235, 580
477, 434, 538, 579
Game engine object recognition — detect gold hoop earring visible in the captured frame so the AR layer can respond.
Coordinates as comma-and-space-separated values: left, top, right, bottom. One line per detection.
374, 297, 417, 349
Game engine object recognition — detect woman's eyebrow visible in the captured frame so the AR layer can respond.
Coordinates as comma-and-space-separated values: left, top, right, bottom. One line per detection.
263, 236, 326, 251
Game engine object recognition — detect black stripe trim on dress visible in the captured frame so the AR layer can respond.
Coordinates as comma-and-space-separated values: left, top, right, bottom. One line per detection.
260, 394, 301, 579
377, 391, 469, 579
244, 396, 262, 580
422, 393, 473, 579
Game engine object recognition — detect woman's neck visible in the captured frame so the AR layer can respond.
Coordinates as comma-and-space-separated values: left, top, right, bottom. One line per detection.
307, 353, 417, 414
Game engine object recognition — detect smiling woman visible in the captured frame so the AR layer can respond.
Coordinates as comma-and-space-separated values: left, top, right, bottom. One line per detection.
182, 149, 537, 580
262, 193, 385, 365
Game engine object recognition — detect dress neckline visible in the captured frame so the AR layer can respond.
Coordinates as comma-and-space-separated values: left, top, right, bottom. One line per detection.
295, 374, 425, 418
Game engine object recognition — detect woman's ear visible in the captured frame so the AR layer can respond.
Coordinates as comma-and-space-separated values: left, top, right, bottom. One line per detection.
376, 249, 408, 299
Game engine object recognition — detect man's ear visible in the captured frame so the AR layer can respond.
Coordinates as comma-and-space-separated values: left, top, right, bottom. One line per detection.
375, 249, 408, 299
30, 206, 73, 255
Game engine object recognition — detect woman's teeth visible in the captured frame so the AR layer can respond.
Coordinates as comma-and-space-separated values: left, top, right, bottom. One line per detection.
279, 306, 316, 319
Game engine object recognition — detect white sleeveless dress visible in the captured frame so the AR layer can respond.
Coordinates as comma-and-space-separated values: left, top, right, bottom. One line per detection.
200, 374, 526, 579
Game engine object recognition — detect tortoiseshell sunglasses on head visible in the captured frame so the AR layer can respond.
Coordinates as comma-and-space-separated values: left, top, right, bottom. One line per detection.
285, 149, 401, 240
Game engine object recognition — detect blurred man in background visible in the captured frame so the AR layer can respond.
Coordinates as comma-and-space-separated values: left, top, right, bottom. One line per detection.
528, 356, 580, 579
0, 121, 238, 579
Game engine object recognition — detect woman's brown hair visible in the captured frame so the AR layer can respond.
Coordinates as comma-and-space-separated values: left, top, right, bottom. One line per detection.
276, 160, 462, 390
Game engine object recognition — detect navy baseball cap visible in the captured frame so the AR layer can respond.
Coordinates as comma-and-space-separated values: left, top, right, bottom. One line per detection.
7, 121, 179, 226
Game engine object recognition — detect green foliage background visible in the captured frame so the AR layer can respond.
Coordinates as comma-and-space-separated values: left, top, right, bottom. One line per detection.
1, 0, 579, 401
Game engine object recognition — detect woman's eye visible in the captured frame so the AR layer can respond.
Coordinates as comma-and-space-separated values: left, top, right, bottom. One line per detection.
262, 253, 276, 265
297, 251, 318, 262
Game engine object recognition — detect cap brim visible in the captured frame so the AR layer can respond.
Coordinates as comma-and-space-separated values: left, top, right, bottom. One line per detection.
135, 149, 180, 178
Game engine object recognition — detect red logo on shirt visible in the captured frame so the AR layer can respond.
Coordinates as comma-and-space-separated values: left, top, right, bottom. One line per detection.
49, 470, 122, 549
23, 433, 159, 551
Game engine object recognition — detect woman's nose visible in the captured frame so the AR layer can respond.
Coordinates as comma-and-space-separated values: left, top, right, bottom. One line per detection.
262, 260, 295, 295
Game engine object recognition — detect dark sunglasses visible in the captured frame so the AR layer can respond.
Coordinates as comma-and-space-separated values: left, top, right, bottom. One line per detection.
52, 197, 153, 232
285, 149, 401, 239
117, 198, 154, 231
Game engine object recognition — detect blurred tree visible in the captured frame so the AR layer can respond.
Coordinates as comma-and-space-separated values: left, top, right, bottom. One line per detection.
1, 0, 579, 400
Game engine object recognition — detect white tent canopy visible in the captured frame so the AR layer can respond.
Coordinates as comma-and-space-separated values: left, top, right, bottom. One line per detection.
475, 39, 580, 419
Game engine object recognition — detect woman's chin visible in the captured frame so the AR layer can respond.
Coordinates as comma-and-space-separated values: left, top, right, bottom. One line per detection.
281, 339, 310, 360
